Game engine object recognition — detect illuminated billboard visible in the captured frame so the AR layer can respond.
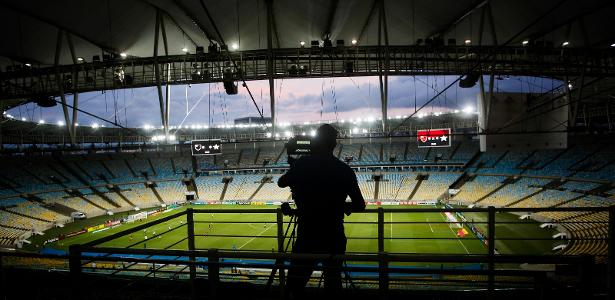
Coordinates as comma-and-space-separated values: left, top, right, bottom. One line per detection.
417, 128, 451, 148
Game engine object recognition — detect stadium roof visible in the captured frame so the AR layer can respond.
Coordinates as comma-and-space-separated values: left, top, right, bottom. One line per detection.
1, 0, 614, 67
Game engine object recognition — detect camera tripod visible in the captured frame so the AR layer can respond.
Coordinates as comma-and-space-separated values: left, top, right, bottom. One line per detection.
265, 210, 356, 293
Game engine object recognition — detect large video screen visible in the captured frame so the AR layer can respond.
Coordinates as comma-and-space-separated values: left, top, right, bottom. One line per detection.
417, 128, 451, 148
191, 140, 222, 156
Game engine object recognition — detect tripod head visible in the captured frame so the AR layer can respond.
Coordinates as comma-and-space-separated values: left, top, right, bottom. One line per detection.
280, 202, 298, 216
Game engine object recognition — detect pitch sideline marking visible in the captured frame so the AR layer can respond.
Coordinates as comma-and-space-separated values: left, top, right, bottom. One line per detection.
426, 218, 434, 233
439, 211, 470, 254
390, 211, 393, 240
238, 224, 271, 250
446, 221, 470, 254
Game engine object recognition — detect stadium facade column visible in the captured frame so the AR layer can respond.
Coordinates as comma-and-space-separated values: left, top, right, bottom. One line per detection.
266, 0, 276, 140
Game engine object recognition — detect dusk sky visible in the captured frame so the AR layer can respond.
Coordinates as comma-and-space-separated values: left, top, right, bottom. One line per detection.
8, 75, 559, 128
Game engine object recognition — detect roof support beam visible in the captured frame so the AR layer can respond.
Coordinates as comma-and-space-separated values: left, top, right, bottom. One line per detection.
136, 0, 198, 47
266, 0, 276, 140
377, 0, 389, 133
528, 2, 614, 43
66, 33, 80, 145
357, 0, 378, 42
153, 9, 167, 139
0, 2, 119, 55
323, 0, 340, 39
160, 13, 171, 138
171, 0, 216, 44
429, 0, 489, 39
54, 29, 75, 144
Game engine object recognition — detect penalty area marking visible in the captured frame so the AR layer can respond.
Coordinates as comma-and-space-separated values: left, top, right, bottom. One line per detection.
238, 224, 271, 250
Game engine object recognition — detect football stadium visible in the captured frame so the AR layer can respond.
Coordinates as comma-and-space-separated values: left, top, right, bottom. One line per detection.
0, 0, 614, 299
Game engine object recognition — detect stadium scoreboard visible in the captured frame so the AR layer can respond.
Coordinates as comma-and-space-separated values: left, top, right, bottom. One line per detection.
191, 140, 222, 156
417, 128, 451, 148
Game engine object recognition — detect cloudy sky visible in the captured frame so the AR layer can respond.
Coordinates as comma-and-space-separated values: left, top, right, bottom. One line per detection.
8, 75, 559, 128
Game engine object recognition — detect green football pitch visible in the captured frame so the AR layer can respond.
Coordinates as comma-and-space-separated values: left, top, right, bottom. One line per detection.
27, 205, 556, 257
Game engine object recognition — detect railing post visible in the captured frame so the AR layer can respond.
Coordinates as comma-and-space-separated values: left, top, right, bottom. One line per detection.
378, 251, 389, 298
487, 206, 495, 298
276, 208, 286, 295
68, 244, 82, 298
186, 208, 196, 279
68, 244, 82, 277
208, 248, 220, 299
378, 207, 385, 253
608, 207, 614, 299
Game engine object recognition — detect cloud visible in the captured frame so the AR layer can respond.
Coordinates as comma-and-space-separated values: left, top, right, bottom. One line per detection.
8, 76, 559, 128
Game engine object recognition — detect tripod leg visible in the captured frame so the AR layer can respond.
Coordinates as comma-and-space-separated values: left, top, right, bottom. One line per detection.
266, 216, 296, 291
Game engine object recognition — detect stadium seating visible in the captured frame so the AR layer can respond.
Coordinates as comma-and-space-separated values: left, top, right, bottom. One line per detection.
453, 175, 506, 204
1, 138, 615, 251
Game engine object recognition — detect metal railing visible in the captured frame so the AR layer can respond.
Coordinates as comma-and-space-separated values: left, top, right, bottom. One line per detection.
1, 205, 614, 299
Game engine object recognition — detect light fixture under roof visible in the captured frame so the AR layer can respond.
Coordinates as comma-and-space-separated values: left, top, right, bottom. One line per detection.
351, 39, 357, 45
611, 43, 615, 47
120, 52, 127, 58
562, 41, 569, 47
231, 43, 238, 50
464, 39, 471, 45
24, 63, 31, 67
181, 47, 189, 53
300, 41, 306, 47
522, 40, 529, 46
77, 57, 84, 62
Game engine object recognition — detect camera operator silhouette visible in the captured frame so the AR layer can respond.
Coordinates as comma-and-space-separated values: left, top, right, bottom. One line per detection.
278, 124, 366, 297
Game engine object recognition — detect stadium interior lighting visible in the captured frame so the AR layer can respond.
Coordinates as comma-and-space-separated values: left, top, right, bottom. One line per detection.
231, 43, 238, 50
266, 132, 272, 138
522, 40, 529, 46
56, 120, 64, 126
454, 109, 460, 113
91, 123, 99, 129
351, 39, 357, 45
21, 117, 26, 121
284, 131, 292, 137
120, 52, 127, 58
182, 47, 189, 53
77, 57, 84, 62
75, 123, 79, 127
300, 41, 305, 47
562, 41, 569, 47
367, 116, 375, 123
310, 130, 316, 137
143, 124, 152, 130
417, 113, 425, 118
362, 128, 368, 134
464, 39, 471, 45
568, 83, 573, 89
611, 43, 615, 47
463, 105, 474, 114
25, 63, 31, 67
38, 119, 45, 124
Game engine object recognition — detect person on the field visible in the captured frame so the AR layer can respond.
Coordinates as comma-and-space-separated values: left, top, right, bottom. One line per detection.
278, 124, 365, 297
